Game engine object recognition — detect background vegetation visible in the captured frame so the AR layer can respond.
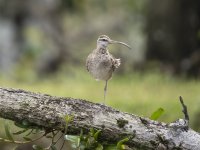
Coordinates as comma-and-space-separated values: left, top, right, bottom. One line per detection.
0, 0, 200, 149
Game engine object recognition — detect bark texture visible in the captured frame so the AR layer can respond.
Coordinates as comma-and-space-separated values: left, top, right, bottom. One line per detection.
0, 87, 199, 149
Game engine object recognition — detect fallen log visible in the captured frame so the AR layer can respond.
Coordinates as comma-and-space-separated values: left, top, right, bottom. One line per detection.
0, 87, 199, 149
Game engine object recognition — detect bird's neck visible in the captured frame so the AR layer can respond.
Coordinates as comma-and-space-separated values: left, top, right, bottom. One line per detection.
95, 46, 108, 54
97, 44, 107, 49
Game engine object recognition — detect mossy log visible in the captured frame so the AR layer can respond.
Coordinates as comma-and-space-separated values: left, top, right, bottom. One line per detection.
0, 87, 199, 149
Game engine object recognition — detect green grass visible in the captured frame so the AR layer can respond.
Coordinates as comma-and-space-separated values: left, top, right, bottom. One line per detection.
0, 68, 200, 128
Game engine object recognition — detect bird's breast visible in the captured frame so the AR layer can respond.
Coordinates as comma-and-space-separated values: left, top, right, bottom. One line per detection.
87, 53, 113, 81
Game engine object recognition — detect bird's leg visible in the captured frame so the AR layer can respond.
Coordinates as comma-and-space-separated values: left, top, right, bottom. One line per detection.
104, 80, 108, 104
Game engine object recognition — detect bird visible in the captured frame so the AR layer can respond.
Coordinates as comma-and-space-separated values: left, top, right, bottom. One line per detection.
86, 35, 131, 104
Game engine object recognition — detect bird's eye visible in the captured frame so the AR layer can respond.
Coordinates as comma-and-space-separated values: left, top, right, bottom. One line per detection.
102, 39, 106, 41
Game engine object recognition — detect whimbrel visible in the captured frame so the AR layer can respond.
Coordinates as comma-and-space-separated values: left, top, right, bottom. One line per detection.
86, 35, 131, 104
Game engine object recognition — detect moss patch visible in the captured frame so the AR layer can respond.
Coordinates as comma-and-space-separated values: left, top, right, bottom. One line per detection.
117, 118, 128, 128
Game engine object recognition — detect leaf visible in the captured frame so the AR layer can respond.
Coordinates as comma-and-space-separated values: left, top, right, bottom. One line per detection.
71, 143, 78, 149
65, 135, 77, 142
94, 130, 101, 140
65, 135, 80, 148
104, 145, 117, 150
14, 122, 26, 129
117, 137, 129, 149
13, 129, 28, 135
66, 135, 80, 145
23, 136, 32, 141
77, 136, 80, 147
95, 143, 103, 150
50, 145, 57, 150
22, 120, 30, 126
4, 123, 14, 142
32, 128, 40, 134
150, 108, 164, 120
14, 120, 31, 129
120, 145, 126, 149
46, 135, 53, 138
32, 145, 44, 150
64, 115, 74, 124
26, 129, 33, 136
80, 129, 84, 141
90, 128, 95, 136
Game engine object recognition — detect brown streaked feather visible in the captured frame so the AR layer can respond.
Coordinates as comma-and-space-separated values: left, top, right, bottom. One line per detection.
86, 47, 121, 81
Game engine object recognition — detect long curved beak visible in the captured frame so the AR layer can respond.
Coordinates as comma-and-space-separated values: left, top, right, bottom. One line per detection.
109, 40, 131, 49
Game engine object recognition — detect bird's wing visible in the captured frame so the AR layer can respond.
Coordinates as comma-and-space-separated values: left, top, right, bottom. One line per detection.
86, 54, 91, 72
110, 54, 121, 71
86, 52, 94, 72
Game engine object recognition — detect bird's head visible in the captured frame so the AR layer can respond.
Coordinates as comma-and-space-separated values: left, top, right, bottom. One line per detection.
97, 35, 131, 49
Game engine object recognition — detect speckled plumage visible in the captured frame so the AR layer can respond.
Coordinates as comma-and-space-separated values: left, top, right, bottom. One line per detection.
86, 47, 120, 81
86, 35, 130, 104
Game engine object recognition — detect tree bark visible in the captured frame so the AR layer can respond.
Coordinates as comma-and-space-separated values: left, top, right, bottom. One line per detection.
0, 87, 199, 149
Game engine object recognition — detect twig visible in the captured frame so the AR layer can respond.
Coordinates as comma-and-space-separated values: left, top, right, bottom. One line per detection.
0, 133, 45, 144
179, 96, 189, 121
54, 132, 64, 145
44, 130, 60, 150
60, 139, 66, 150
